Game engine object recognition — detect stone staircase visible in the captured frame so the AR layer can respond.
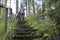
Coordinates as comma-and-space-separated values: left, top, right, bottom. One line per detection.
12, 20, 37, 40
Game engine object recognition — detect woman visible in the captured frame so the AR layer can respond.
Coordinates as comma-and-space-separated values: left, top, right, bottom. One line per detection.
19, 5, 25, 21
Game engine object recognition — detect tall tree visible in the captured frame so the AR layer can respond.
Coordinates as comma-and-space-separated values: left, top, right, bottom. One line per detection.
27, 0, 30, 14
10, 0, 11, 7
5, 0, 7, 6
16, 0, 18, 14
32, 0, 35, 14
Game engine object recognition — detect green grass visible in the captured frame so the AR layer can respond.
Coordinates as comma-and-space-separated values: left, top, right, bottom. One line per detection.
0, 13, 5, 40
25, 13, 55, 38
0, 13, 18, 40
7, 17, 18, 40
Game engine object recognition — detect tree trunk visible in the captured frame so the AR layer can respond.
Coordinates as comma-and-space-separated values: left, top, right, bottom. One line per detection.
5, 0, 7, 6
26, 0, 27, 16
4, 8, 8, 40
42, 0, 45, 13
16, 0, 18, 14
10, 0, 11, 7
32, 0, 35, 14
27, 0, 30, 15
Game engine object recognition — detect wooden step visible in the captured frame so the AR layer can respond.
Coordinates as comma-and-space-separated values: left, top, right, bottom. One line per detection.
12, 20, 38, 40
15, 32, 32, 35
12, 35, 40, 39
12, 38, 32, 40
17, 21, 27, 24
15, 30, 36, 33
16, 32, 32, 35
16, 25, 34, 29
15, 30, 35, 33
13, 28, 36, 30
15, 30, 36, 35
19, 26, 33, 29
13, 35, 32, 39
15, 25, 35, 30
15, 35, 32, 37
13, 28, 37, 31
13, 35, 36, 39
12, 39, 31, 40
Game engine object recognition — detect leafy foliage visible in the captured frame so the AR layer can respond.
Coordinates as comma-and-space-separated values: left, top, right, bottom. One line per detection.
7, 17, 18, 40
25, 13, 55, 38
0, 13, 5, 40
0, 11, 18, 40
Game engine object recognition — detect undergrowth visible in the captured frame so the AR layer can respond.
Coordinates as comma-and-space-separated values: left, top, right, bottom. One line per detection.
25, 13, 55, 38
0, 13, 18, 40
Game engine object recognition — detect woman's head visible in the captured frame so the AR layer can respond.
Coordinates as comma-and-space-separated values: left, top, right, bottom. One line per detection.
20, 4, 23, 8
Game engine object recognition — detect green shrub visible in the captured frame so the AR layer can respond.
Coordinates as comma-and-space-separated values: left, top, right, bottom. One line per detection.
0, 14, 5, 40
7, 17, 18, 40
25, 13, 55, 38
0, 13, 18, 40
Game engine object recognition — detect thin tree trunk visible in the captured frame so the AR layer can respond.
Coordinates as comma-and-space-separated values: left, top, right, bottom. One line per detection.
4, 8, 8, 40
42, 0, 45, 13
10, 0, 11, 7
1, 0, 3, 4
32, 0, 35, 14
5, 0, 7, 6
27, 0, 30, 15
0, 0, 1, 14
16, 0, 18, 14
26, 0, 27, 16
0, 8, 1, 14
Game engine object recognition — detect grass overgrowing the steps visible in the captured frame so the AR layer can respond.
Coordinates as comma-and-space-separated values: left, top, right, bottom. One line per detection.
0, 13, 18, 40
7, 17, 18, 40
25, 13, 55, 38
0, 14, 5, 40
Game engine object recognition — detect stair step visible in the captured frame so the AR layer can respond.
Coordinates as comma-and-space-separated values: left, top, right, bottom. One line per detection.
16, 33, 32, 35
17, 21, 27, 24
15, 35, 32, 37
15, 30, 36, 33
12, 38, 32, 40
11, 20, 38, 40
12, 35, 40, 39
15, 31, 35, 35
16, 32, 32, 35
16, 25, 34, 29
13, 35, 32, 39
13, 28, 37, 31
14, 28, 37, 31
13, 35, 36, 39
